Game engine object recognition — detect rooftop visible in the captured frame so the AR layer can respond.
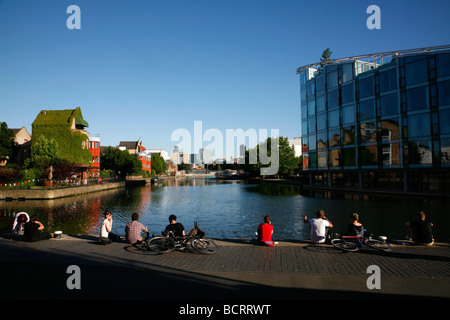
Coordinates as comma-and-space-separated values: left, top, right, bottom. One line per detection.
296, 44, 450, 75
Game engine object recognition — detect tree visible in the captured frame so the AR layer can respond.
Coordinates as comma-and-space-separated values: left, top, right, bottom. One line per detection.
100, 147, 142, 178
320, 48, 333, 67
0, 122, 14, 160
243, 136, 298, 178
31, 136, 60, 168
151, 153, 166, 174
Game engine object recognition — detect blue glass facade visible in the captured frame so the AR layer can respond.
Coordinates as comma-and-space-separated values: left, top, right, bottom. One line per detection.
298, 48, 450, 194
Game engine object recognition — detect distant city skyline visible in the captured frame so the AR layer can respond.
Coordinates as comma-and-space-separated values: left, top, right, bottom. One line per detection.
1, 0, 449, 155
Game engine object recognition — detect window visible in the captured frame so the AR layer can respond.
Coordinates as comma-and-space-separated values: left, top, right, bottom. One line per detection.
341, 84, 354, 104
327, 89, 339, 109
440, 108, 450, 134
318, 151, 327, 168
302, 138, 309, 152
382, 143, 400, 166
343, 105, 355, 124
437, 53, 450, 78
359, 122, 377, 143
328, 129, 340, 147
438, 79, 450, 106
407, 113, 430, 138
441, 138, 450, 164
307, 82, 315, 98
380, 93, 399, 117
405, 56, 428, 86
317, 131, 327, 149
302, 120, 308, 136
316, 94, 326, 112
327, 70, 338, 89
309, 152, 317, 168
307, 99, 316, 116
328, 109, 339, 128
360, 145, 377, 166
380, 118, 400, 141
342, 125, 356, 145
379, 68, 397, 92
343, 148, 356, 166
406, 86, 428, 112
342, 63, 354, 83
301, 104, 307, 120
407, 140, 432, 165
358, 99, 375, 121
309, 134, 316, 150
316, 76, 325, 92
328, 149, 341, 167
359, 77, 374, 99
317, 113, 327, 131
308, 117, 316, 133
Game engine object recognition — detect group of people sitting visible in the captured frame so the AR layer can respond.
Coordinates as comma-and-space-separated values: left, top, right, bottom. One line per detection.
10, 209, 435, 247
98, 212, 185, 245
10, 212, 54, 242
257, 209, 435, 247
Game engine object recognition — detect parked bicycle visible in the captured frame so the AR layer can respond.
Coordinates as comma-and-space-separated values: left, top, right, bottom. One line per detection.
331, 229, 392, 252
146, 222, 218, 254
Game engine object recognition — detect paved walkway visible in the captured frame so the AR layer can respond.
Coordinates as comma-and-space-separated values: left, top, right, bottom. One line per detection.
1, 235, 449, 301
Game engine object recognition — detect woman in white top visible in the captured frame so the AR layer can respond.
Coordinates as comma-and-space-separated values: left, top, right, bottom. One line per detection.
98, 211, 120, 244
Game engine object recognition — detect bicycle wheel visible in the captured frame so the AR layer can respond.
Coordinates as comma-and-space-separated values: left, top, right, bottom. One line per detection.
331, 238, 359, 252
146, 237, 175, 253
191, 238, 218, 254
367, 238, 392, 251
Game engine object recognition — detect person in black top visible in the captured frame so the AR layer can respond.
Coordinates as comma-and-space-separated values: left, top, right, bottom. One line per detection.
163, 214, 185, 238
406, 211, 434, 245
23, 216, 53, 242
346, 213, 364, 236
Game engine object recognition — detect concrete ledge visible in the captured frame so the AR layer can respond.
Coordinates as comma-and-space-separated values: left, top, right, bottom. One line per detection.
0, 182, 126, 200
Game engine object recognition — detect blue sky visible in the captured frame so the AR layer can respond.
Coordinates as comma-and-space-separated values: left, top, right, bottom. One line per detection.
1, 0, 449, 157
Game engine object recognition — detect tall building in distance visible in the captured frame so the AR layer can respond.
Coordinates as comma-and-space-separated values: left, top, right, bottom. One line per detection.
297, 45, 450, 195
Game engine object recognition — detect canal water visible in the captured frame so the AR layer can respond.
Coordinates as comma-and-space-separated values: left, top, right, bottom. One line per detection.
1, 179, 449, 242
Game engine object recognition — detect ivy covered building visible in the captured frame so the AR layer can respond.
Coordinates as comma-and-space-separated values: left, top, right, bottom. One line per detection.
31, 107, 93, 178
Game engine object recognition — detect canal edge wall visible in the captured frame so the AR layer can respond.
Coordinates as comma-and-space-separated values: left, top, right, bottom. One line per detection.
0, 182, 129, 200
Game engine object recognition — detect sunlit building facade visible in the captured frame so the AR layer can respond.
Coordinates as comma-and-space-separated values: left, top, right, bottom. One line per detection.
297, 45, 450, 195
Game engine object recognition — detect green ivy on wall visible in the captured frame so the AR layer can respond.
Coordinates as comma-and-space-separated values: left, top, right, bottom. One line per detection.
31, 107, 92, 165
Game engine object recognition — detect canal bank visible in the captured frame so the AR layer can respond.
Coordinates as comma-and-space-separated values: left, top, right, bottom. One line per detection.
0, 178, 153, 201
1, 234, 449, 301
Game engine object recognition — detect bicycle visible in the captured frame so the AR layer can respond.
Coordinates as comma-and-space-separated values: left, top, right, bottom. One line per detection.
331, 229, 392, 252
145, 222, 218, 254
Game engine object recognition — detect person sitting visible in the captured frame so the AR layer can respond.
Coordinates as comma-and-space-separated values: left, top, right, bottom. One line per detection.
23, 216, 53, 242
406, 211, 434, 246
346, 213, 364, 236
98, 210, 120, 245
11, 212, 30, 240
125, 212, 149, 245
303, 209, 334, 244
163, 214, 185, 238
257, 215, 275, 247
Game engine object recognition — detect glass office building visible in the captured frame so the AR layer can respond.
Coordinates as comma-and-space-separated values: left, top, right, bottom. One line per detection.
297, 45, 450, 195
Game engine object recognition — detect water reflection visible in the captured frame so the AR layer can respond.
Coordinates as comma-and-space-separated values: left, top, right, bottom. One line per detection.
1, 179, 448, 241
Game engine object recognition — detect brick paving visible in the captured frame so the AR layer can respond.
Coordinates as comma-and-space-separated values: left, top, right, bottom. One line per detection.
1, 235, 449, 300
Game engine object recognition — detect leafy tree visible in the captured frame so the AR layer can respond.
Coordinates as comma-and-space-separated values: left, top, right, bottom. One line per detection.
0, 122, 14, 159
320, 48, 333, 64
100, 146, 142, 178
244, 136, 298, 178
151, 153, 166, 174
31, 135, 60, 168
